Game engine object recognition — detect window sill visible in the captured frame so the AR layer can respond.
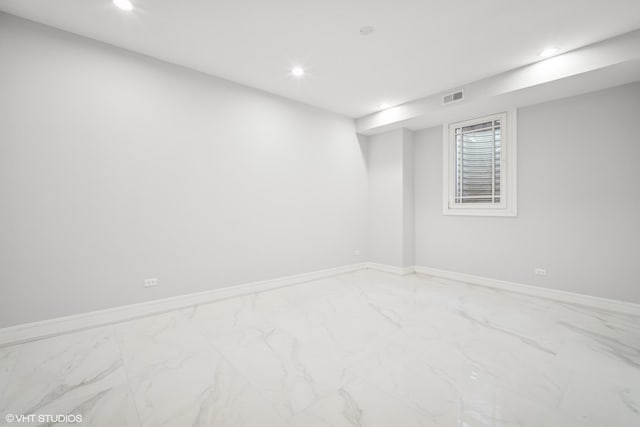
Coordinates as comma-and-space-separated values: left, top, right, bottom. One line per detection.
442, 207, 517, 217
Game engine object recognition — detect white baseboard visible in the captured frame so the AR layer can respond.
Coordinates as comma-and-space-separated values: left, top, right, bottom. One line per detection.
0, 262, 367, 348
5, 262, 635, 347
415, 265, 640, 316
366, 262, 415, 276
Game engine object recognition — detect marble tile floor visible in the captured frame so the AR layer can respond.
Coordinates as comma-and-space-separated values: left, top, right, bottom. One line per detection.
1, 269, 639, 426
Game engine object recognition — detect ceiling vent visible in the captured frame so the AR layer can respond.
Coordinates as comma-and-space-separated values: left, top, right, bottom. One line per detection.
442, 90, 464, 105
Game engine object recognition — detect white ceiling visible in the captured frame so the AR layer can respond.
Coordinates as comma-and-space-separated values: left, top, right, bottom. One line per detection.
1, 0, 639, 118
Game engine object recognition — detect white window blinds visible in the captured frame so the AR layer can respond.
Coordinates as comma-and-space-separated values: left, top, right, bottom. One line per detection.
454, 118, 502, 204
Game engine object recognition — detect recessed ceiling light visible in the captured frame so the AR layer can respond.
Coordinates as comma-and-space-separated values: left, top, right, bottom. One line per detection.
113, 0, 134, 11
538, 47, 560, 58
360, 26, 374, 36
291, 66, 305, 77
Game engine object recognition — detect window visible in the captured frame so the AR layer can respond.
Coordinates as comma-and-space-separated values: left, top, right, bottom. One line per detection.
443, 111, 517, 216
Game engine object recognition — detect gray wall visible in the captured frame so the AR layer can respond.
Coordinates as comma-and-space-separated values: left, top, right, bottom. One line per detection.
368, 130, 404, 267
367, 129, 415, 268
415, 82, 640, 303
0, 14, 368, 327
401, 129, 415, 268
1, 14, 638, 329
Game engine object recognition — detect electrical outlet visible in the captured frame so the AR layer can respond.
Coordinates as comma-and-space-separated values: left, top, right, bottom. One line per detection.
144, 278, 158, 287
534, 268, 547, 277
354, 250, 362, 256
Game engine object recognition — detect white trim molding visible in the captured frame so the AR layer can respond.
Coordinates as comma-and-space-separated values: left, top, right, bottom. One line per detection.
0, 263, 367, 348
415, 265, 640, 316
366, 262, 415, 276
442, 110, 517, 217
4, 262, 636, 347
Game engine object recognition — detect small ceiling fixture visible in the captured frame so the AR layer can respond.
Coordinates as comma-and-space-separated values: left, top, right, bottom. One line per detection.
360, 26, 374, 36
538, 47, 560, 58
291, 66, 305, 77
113, 0, 134, 11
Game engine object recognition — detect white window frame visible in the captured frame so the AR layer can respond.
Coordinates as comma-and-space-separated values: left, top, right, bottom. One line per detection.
442, 110, 517, 216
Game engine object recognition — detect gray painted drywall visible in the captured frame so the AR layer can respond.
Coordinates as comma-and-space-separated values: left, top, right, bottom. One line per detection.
414, 82, 640, 303
368, 128, 414, 268
402, 129, 415, 267
0, 13, 368, 327
368, 130, 404, 267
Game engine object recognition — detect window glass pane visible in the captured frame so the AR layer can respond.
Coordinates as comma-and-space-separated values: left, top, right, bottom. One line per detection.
458, 120, 493, 133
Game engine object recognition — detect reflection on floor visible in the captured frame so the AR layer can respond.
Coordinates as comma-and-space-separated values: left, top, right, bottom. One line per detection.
1, 269, 639, 426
